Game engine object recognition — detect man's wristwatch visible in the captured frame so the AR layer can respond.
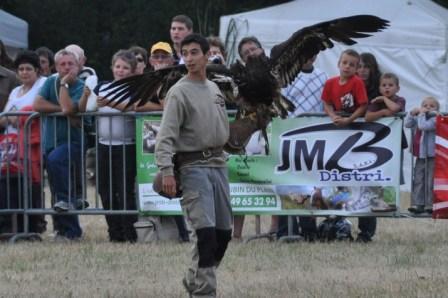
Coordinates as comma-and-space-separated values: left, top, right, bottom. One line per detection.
61, 82, 70, 89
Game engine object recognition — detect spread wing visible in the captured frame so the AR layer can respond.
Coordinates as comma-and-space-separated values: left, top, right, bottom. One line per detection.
270, 15, 389, 88
100, 63, 238, 108
99, 64, 187, 107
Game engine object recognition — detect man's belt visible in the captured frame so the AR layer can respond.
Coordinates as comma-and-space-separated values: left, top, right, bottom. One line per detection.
174, 147, 224, 168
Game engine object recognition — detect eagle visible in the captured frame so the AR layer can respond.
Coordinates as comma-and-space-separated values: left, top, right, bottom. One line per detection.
102, 15, 389, 153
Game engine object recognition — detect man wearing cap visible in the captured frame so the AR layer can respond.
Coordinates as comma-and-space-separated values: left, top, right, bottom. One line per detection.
149, 42, 175, 71
134, 41, 175, 112
135, 41, 191, 243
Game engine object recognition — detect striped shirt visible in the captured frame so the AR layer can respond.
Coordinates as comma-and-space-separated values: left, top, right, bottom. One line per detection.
282, 67, 327, 117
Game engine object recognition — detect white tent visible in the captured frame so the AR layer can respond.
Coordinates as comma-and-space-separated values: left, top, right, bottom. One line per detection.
0, 9, 28, 57
219, 0, 448, 112
219, 0, 448, 191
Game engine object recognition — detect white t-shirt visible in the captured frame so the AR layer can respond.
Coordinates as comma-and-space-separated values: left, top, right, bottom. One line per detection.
97, 82, 135, 145
3, 76, 46, 134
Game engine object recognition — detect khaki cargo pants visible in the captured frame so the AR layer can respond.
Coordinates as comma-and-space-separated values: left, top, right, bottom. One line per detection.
179, 167, 233, 297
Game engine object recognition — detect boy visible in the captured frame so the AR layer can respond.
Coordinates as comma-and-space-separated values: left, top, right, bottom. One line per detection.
365, 72, 405, 121
405, 96, 440, 214
322, 49, 368, 126
366, 72, 407, 200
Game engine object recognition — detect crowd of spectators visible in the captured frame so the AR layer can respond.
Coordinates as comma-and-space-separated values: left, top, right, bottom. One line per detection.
0, 13, 438, 244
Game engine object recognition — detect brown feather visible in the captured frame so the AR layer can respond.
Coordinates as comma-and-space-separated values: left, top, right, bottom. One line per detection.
270, 15, 389, 88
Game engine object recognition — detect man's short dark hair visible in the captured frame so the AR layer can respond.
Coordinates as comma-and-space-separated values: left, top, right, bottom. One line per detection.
14, 50, 41, 70
172, 15, 193, 31
237, 36, 262, 58
181, 34, 209, 55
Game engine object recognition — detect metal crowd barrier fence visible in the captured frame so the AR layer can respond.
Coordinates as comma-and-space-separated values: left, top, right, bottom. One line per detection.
0, 110, 434, 243
0, 111, 44, 242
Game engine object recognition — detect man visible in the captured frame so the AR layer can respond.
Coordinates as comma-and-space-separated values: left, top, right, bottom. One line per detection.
155, 34, 232, 297
134, 41, 174, 112
237, 36, 265, 63
149, 41, 175, 71
65, 44, 97, 181
170, 15, 193, 64
0, 65, 19, 112
65, 44, 97, 81
232, 36, 278, 239
33, 49, 85, 240
137, 41, 190, 242
279, 55, 328, 241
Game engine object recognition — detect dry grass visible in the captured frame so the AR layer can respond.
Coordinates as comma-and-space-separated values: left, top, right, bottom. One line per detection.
1, 193, 448, 297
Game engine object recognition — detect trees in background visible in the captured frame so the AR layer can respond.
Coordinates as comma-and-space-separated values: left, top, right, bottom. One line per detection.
1, 0, 289, 78
3, 0, 447, 78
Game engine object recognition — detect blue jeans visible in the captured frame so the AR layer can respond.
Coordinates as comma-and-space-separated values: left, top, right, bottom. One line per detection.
46, 143, 83, 239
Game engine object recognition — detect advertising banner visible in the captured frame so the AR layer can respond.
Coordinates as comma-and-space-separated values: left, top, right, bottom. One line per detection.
136, 116, 401, 216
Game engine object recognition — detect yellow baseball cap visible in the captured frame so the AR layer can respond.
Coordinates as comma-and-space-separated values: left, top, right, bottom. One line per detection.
150, 42, 173, 55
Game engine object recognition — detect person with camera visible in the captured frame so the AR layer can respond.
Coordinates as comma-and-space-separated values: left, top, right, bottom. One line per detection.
207, 36, 226, 65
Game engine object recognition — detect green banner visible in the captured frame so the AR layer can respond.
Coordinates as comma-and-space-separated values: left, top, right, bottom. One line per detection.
136, 116, 401, 216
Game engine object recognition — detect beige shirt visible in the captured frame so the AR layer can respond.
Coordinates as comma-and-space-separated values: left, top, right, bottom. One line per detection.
155, 77, 229, 176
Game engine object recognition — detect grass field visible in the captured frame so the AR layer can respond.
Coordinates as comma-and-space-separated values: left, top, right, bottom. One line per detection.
1, 194, 447, 297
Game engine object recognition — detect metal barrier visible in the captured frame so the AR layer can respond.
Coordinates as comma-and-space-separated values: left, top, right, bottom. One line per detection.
0, 111, 44, 242
0, 110, 435, 243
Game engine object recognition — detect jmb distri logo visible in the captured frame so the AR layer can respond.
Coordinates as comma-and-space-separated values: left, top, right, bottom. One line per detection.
275, 122, 394, 182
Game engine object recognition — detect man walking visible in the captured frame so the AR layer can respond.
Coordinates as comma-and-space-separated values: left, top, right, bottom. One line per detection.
155, 34, 232, 297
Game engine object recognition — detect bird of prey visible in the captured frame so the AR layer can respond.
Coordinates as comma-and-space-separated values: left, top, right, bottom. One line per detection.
101, 15, 389, 153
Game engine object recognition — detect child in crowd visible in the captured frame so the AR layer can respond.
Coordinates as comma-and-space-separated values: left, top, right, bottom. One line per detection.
79, 49, 138, 242
365, 73, 405, 121
322, 49, 368, 126
365, 72, 405, 211
405, 96, 440, 214
320, 49, 367, 242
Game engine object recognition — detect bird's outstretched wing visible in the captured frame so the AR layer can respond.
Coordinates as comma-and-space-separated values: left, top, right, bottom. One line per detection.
99, 64, 187, 108
100, 63, 238, 108
270, 15, 389, 88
